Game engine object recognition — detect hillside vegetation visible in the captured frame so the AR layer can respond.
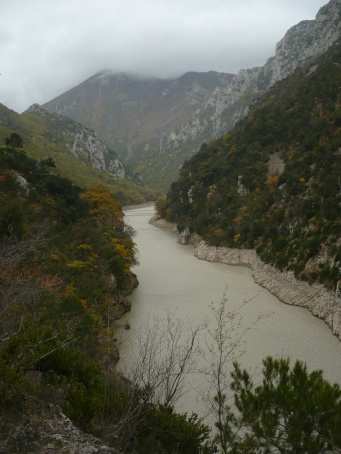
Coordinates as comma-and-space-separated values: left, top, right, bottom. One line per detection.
0, 138, 211, 453
43, 71, 235, 190
42, 0, 341, 191
165, 42, 341, 290
0, 103, 154, 205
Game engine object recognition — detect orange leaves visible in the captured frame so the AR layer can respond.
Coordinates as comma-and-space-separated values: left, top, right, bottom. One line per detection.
39, 274, 63, 291
233, 207, 248, 226
267, 175, 279, 191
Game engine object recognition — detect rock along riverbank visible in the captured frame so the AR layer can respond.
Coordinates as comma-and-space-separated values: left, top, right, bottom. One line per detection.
150, 216, 341, 340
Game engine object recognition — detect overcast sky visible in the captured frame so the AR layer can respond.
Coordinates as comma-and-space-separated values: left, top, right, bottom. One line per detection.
0, 0, 327, 112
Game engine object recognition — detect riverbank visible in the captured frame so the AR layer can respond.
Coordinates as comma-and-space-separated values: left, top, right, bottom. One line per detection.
124, 201, 155, 211
150, 216, 341, 340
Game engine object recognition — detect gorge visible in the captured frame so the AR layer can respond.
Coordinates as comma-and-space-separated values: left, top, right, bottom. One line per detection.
119, 205, 341, 420
1, 0, 341, 451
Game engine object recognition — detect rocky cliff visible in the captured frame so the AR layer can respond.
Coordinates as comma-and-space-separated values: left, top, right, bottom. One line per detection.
194, 241, 341, 340
25, 104, 126, 179
161, 0, 341, 164
0, 401, 118, 454
151, 215, 341, 341
43, 71, 234, 189
43, 0, 341, 190
165, 39, 341, 293
0, 102, 154, 205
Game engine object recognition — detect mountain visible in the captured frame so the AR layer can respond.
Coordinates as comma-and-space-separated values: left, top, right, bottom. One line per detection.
43, 71, 234, 189
43, 0, 341, 191
0, 102, 154, 204
25, 103, 126, 178
164, 40, 341, 290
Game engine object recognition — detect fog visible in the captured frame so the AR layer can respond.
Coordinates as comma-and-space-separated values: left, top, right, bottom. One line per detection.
0, 0, 327, 111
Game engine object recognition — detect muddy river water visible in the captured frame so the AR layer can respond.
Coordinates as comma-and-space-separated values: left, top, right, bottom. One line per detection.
118, 205, 341, 420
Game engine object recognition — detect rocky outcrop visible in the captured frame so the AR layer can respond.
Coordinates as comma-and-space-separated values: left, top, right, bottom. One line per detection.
162, 0, 341, 158
0, 401, 119, 454
70, 130, 125, 178
25, 104, 126, 179
43, 1, 341, 190
152, 214, 341, 340
194, 240, 341, 340
149, 215, 178, 234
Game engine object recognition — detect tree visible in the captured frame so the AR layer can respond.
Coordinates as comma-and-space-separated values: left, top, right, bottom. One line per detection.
110, 316, 209, 452
215, 357, 341, 453
83, 185, 123, 229
5, 133, 23, 149
205, 297, 261, 454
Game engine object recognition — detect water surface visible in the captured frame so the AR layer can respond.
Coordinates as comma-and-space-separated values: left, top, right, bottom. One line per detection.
118, 205, 341, 419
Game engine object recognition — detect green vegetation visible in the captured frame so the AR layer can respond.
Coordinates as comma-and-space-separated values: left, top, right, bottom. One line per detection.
0, 138, 208, 453
1, 137, 341, 452
215, 358, 341, 453
166, 42, 341, 289
0, 104, 155, 205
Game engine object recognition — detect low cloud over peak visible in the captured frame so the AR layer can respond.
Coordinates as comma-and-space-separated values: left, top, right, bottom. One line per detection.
0, 0, 327, 111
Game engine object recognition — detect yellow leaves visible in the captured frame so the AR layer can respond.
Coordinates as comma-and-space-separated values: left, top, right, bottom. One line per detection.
49, 253, 60, 262
83, 185, 123, 227
114, 242, 129, 258
66, 259, 89, 270
234, 233, 241, 243
63, 283, 76, 298
79, 298, 89, 310
299, 177, 306, 184
78, 243, 92, 251
112, 238, 133, 260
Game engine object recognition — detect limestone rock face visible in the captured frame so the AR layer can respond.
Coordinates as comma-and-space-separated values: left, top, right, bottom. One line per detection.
168, 0, 341, 156
25, 104, 126, 179
43, 0, 341, 189
268, 0, 341, 85
0, 402, 119, 454
194, 240, 341, 340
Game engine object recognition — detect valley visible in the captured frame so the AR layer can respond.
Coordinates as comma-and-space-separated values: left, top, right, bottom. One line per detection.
120, 205, 341, 419
1, 0, 341, 452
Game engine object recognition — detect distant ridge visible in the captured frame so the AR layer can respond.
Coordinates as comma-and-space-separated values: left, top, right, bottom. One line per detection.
44, 0, 341, 190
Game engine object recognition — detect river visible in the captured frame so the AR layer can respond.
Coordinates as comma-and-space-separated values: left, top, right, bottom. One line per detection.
118, 205, 341, 421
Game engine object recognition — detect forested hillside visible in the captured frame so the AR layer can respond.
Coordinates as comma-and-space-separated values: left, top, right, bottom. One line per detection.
165, 42, 341, 290
0, 136, 134, 441
0, 138, 210, 453
0, 103, 154, 204
43, 0, 341, 191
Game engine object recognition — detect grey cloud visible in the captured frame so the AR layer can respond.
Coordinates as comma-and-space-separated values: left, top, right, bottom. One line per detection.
0, 0, 327, 111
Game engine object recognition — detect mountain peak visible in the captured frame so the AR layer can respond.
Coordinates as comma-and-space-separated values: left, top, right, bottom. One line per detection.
25, 103, 49, 115
42, 0, 341, 190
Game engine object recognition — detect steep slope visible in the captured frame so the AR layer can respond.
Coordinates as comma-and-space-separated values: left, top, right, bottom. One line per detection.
0, 143, 137, 448
165, 41, 341, 291
44, 71, 234, 188
43, 0, 341, 190
25, 104, 126, 178
0, 103, 154, 204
